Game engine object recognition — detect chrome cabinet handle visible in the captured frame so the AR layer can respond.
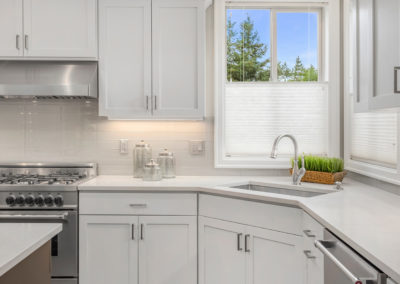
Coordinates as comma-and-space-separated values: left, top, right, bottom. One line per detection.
154, 95, 157, 110
303, 230, 316, 238
315, 240, 360, 284
303, 250, 316, 259
131, 224, 135, 240
394, 67, 400, 93
24, 35, 28, 50
129, 204, 147, 208
244, 234, 250, 252
237, 233, 243, 251
140, 224, 144, 240
146, 96, 149, 111
16, 35, 20, 50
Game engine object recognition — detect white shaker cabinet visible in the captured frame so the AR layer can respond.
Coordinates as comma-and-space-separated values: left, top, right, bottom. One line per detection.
248, 226, 303, 284
151, 0, 205, 119
302, 213, 324, 284
138, 216, 197, 284
79, 215, 139, 284
0, 0, 23, 57
98, 0, 206, 120
0, 0, 97, 58
79, 193, 197, 284
198, 217, 247, 284
98, 0, 152, 119
352, 0, 400, 112
199, 216, 304, 284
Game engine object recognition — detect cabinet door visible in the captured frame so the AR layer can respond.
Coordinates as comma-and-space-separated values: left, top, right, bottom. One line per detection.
79, 215, 138, 284
0, 0, 23, 57
246, 226, 304, 284
138, 216, 197, 284
152, 0, 205, 119
98, 0, 152, 119
198, 217, 247, 284
23, 0, 97, 58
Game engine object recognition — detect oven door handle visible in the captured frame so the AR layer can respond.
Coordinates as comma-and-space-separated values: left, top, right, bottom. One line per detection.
315, 240, 362, 284
0, 212, 69, 221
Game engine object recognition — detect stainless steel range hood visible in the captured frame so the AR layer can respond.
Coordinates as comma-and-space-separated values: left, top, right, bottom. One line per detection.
0, 61, 98, 99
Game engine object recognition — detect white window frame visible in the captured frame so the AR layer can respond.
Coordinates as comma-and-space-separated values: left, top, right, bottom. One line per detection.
343, 0, 400, 185
214, 0, 341, 169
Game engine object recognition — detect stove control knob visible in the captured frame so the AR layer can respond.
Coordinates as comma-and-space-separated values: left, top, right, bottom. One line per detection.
25, 194, 35, 206
5, 195, 16, 206
54, 195, 64, 207
15, 194, 25, 206
35, 195, 45, 207
44, 195, 54, 206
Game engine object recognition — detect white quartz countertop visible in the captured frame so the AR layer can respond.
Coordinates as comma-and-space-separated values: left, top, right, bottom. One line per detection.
79, 175, 400, 282
0, 223, 62, 277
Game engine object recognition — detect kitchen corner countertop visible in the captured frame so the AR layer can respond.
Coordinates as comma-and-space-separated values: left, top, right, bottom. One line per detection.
0, 223, 62, 277
79, 175, 400, 282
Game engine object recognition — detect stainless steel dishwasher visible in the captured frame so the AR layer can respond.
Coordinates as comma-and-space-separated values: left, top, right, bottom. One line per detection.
315, 229, 387, 284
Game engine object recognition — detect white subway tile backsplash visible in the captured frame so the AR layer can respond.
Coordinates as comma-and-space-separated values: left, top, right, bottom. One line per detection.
0, 99, 285, 176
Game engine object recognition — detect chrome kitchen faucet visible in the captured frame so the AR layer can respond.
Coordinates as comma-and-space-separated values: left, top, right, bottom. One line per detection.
270, 134, 306, 185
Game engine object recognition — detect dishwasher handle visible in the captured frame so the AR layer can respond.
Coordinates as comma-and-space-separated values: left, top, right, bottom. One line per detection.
315, 240, 363, 284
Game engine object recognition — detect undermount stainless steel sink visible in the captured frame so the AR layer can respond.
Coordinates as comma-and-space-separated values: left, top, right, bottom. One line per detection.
231, 183, 330, 198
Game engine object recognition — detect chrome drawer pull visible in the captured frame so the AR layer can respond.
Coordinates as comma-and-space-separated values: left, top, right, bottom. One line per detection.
303, 230, 316, 238
303, 250, 316, 259
129, 204, 147, 208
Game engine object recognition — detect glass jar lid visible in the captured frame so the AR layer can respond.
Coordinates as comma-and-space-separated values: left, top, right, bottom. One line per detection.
158, 149, 174, 157
145, 159, 160, 169
135, 140, 150, 147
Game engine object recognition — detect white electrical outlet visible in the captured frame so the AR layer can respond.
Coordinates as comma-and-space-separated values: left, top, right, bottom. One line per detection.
119, 139, 129, 154
189, 140, 205, 155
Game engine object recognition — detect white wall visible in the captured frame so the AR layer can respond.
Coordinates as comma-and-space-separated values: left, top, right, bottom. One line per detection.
0, 8, 287, 176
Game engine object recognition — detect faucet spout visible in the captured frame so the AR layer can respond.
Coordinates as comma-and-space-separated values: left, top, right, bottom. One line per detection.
270, 134, 305, 185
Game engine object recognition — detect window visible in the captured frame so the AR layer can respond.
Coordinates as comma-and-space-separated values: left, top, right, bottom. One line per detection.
226, 7, 320, 82
343, 0, 400, 184
215, 2, 338, 169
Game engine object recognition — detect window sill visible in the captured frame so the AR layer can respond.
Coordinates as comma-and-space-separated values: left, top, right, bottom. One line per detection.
215, 157, 292, 169
345, 160, 400, 186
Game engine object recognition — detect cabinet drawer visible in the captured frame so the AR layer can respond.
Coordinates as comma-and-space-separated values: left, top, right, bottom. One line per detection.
80, 192, 197, 215
199, 194, 303, 235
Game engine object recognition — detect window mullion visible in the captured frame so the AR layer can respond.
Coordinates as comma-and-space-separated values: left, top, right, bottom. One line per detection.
270, 9, 278, 82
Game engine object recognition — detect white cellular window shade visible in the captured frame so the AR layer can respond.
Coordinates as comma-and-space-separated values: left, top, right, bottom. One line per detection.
224, 83, 328, 157
351, 112, 398, 167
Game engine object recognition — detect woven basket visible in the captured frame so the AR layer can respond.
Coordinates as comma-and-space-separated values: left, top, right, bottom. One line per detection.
290, 169, 347, 185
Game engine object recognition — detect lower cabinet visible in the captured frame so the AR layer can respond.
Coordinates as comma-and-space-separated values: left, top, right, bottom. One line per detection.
80, 215, 197, 284
302, 213, 324, 284
198, 216, 304, 284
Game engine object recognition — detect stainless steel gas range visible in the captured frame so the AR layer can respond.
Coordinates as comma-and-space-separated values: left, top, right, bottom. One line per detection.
0, 163, 97, 284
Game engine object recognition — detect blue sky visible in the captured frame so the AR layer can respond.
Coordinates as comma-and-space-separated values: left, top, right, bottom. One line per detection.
227, 9, 318, 69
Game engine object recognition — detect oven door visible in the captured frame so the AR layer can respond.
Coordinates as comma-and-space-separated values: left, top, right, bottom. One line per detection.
315, 230, 387, 284
0, 210, 77, 278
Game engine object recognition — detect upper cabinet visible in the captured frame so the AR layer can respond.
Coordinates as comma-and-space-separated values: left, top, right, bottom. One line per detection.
99, 0, 206, 120
0, 0, 23, 57
353, 0, 400, 112
0, 0, 97, 59
151, 0, 205, 119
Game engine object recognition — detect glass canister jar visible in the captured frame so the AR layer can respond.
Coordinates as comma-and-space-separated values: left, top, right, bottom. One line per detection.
157, 149, 176, 178
142, 159, 162, 181
133, 140, 152, 178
